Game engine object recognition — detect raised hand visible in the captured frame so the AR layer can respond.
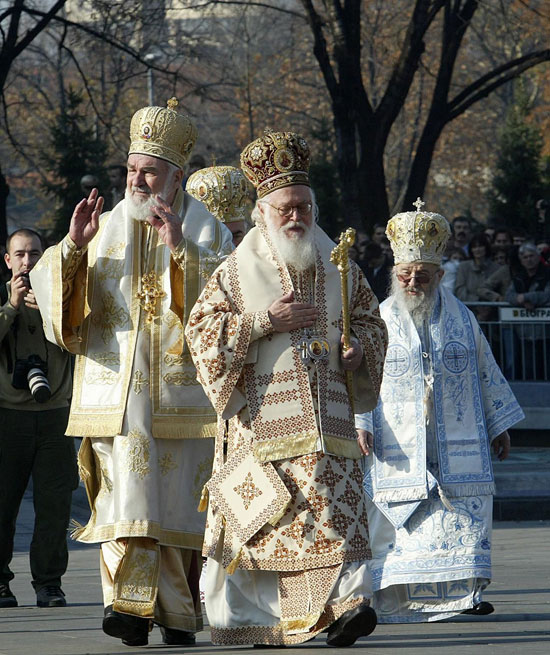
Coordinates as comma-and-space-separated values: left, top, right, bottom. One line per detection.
267, 290, 318, 332
147, 195, 183, 252
69, 188, 104, 248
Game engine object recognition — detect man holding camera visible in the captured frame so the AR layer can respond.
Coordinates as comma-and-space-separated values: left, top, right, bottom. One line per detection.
0, 228, 77, 609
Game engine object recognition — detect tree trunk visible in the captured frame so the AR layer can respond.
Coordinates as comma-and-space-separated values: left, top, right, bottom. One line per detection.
0, 166, 9, 248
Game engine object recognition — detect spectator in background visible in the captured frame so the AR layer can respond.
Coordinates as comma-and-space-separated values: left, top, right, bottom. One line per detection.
80, 174, 100, 196
441, 247, 466, 293
372, 223, 386, 244
454, 233, 500, 320
484, 226, 495, 243
512, 229, 528, 247
492, 247, 508, 267
182, 153, 207, 187
478, 246, 519, 303
535, 239, 550, 265
379, 236, 394, 266
451, 215, 472, 255
493, 228, 513, 253
505, 242, 550, 380
363, 241, 391, 303
106, 164, 127, 210
506, 242, 550, 310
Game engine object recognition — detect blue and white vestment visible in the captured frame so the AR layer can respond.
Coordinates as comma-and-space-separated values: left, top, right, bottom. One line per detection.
356, 287, 524, 622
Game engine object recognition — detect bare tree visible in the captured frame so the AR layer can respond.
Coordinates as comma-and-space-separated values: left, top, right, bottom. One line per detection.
197, 0, 550, 230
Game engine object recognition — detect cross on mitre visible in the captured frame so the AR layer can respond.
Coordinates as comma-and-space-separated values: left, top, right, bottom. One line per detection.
413, 197, 425, 212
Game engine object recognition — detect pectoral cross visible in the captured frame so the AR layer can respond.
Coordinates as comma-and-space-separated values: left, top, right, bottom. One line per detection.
136, 271, 166, 325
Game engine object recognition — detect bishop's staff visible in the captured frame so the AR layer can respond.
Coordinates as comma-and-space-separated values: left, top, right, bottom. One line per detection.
330, 227, 356, 413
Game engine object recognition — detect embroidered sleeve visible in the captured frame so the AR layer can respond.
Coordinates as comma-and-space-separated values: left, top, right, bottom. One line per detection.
354, 412, 373, 433
62, 235, 87, 280
250, 310, 275, 341
171, 239, 186, 271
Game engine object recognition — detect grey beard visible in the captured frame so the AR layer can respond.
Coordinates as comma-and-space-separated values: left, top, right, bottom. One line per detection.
390, 273, 438, 324
266, 221, 317, 272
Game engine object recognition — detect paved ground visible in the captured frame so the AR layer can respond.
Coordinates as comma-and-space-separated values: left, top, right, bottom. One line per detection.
2, 484, 549, 655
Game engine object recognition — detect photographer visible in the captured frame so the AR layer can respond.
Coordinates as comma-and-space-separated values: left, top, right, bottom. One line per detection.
0, 229, 77, 609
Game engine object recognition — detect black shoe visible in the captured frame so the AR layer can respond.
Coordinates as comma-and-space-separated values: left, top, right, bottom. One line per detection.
462, 601, 494, 616
160, 626, 196, 645
326, 604, 377, 647
36, 586, 66, 607
102, 604, 150, 644
0, 583, 17, 608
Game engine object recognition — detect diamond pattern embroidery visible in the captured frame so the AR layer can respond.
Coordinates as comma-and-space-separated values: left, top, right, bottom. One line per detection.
234, 472, 263, 510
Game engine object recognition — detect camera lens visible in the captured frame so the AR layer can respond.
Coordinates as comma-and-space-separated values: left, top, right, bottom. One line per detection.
27, 367, 51, 403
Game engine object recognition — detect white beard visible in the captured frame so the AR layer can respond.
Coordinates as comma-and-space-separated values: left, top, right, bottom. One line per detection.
125, 189, 158, 222
124, 171, 178, 223
391, 272, 439, 325
265, 220, 317, 272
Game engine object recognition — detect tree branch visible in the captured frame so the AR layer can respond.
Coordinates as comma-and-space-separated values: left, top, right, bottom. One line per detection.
448, 49, 550, 119
448, 49, 550, 117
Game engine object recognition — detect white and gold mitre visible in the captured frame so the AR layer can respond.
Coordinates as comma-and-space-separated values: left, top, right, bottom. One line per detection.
186, 165, 248, 223
386, 198, 451, 265
128, 97, 197, 170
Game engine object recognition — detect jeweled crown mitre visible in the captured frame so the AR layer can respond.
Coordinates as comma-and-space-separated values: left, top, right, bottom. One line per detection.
240, 131, 310, 199
186, 165, 249, 223
128, 97, 197, 170
386, 198, 451, 265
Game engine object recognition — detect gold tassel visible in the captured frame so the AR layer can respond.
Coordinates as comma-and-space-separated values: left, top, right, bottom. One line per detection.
69, 518, 86, 540
197, 485, 209, 512
226, 548, 242, 575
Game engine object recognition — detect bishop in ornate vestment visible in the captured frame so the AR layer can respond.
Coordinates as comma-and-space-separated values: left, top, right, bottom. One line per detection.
31, 99, 233, 647
185, 131, 388, 647
355, 202, 524, 623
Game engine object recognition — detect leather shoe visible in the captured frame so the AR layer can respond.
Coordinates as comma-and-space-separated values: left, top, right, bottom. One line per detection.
0, 583, 17, 608
326, 604, 377, 647
462, 601, 494, 616
36, 586, 66, 607
160, 626, 196, 645
102, 604, 149, 644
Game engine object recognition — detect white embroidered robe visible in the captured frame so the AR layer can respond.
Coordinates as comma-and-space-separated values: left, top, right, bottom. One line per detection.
31, 189, 233, 548
356, 287, 524, 623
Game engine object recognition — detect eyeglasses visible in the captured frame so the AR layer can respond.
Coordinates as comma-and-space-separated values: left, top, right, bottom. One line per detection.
396, 270, 433, 285
261, 201, 312, 218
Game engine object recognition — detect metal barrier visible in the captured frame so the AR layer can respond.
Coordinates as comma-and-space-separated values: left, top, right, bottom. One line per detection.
465, 302, 550, 382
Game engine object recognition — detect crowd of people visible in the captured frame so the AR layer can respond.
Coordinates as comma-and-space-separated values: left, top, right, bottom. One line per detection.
0, 97, 531, 648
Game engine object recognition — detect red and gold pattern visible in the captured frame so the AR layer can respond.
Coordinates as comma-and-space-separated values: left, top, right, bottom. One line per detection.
240, 131, 310, 198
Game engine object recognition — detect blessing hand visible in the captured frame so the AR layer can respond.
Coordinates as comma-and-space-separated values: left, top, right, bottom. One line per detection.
69, 188, 104, 248
147, 195, 183, 252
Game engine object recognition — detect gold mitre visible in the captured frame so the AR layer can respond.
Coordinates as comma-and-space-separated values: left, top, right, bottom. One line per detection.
128, 97, 197, 170
240, 130, 310, 199
386, 198, 451, 265
186, 165, 248, 223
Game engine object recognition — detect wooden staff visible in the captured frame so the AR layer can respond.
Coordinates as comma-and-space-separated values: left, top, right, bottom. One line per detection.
330, 227, 356, 411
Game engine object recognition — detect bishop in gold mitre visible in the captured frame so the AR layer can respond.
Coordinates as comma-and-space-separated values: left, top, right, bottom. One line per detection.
31, 98, 233, 646
185, 130, 388, 647
187, 164, 251, 247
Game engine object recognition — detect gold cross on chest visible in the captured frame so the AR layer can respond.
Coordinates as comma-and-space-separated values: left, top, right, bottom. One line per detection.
136, 271, 166, 324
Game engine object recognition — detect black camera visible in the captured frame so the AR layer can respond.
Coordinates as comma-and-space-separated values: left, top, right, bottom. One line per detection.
20, 272, 31, 288
12, 355, 51, 403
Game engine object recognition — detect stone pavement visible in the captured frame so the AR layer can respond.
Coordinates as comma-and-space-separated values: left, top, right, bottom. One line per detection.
1, 485, 549, 655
